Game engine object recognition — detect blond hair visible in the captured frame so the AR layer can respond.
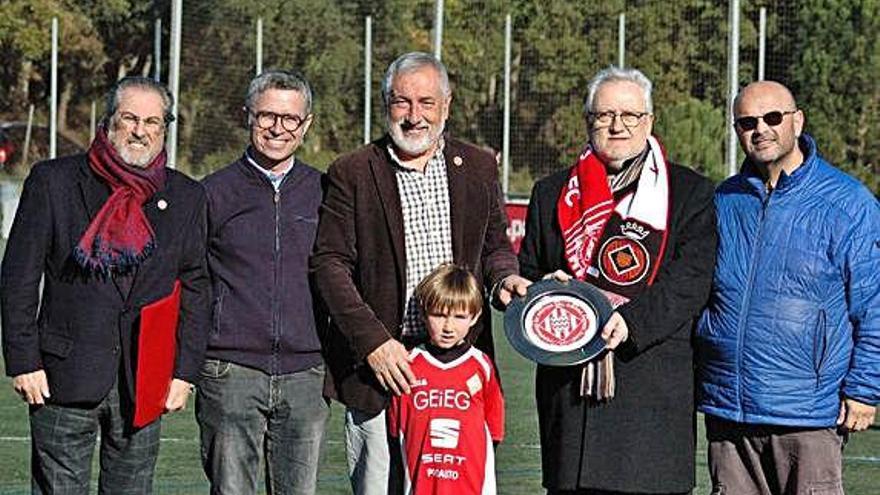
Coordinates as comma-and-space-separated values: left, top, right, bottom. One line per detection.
416, 263, 483, 317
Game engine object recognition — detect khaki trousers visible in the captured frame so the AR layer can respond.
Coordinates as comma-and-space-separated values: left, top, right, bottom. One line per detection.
706, 415, 844, 495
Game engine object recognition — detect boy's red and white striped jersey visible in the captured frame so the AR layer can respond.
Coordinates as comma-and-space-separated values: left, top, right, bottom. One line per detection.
388, 345, 505, 495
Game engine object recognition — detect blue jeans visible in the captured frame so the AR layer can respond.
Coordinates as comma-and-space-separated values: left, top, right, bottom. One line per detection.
196, 360, 329, 495
30, 378, 161, 495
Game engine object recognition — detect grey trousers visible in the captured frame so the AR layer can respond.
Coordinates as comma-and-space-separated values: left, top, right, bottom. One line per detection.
196, 360, 329, 495
705, 415, 845, 495
344, 407, 404, 495
29, 379, 161, 495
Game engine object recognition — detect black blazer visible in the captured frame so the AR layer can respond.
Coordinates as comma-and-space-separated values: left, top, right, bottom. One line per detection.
519, 163, 717, 492
1, 154, 210, 406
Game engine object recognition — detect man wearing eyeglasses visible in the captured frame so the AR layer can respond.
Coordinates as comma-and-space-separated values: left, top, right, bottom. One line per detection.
518, 66, 717, 494
197, 70, 328, 495
2, 76, 210, 493
696, 80, 880, 494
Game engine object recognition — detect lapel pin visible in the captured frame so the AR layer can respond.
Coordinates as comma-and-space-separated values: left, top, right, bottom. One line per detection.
453, 156, 463, 167
157, 199, 168, 210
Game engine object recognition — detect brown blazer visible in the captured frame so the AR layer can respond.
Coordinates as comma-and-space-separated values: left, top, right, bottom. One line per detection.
309, 135, 518, 414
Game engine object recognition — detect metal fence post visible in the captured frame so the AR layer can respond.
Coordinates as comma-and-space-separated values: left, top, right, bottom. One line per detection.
433, 0, 444, 60
618, 13, 626, 68
502, 13, 512, 197
23, 105, 35, 166
256, 17, 263, 76
90, 101, 96, 142
50, 17, 58, 159
364, 15, 372, 144
758, 7, 766, 81
726, 0, 740, 177
154, 18, 162, 82
168, 0, 182, 169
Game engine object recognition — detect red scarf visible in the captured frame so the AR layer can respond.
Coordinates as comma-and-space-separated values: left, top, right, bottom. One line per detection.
557, 145, 615, 279
557, 137, 671, 401
74, 128, 166, 275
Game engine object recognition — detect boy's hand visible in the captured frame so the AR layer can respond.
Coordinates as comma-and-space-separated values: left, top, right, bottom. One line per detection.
367, 339, 416, 396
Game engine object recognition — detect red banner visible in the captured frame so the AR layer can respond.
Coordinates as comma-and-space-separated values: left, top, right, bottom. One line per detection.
505, 199, 529, 254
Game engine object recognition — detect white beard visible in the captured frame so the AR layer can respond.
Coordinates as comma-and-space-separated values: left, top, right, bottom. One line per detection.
388, 118, 444, 157
108, 127, 160, 168
117, 146, 157, 168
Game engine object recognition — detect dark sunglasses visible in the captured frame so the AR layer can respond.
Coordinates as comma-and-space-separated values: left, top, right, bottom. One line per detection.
734, 110, 797, 131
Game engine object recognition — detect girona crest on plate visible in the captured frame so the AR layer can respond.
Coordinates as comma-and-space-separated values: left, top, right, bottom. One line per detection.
523, 295, 598, 353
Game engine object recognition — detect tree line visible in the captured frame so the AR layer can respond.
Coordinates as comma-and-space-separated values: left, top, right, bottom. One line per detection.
1, 0, 876, 193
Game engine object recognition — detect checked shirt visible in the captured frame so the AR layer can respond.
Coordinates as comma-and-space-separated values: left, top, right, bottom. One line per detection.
389, 142, 454, 340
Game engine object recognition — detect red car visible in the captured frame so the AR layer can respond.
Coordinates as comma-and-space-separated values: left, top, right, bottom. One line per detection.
0, 129, 15, 167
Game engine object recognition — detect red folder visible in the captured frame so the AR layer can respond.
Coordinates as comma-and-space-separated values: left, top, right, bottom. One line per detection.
133, 280, 181, 427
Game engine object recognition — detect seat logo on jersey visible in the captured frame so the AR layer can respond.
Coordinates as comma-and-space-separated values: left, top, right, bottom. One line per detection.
429, 418, 461, 449
524, 295, 598, 352
423, 452, 465, 480
598, 235, 650, 286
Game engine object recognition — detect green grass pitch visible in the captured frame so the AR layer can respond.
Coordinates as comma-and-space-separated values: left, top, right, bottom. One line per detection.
1, 312, 878, 493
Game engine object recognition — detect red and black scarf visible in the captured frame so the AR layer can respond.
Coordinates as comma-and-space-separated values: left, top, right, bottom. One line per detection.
74, 128, 166, 276
557, 135, 671, 400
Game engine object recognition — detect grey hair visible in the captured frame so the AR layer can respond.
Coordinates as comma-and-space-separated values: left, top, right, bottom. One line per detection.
245, 69, 313, 114
381, 52, 450, 109
101, 76, 175, 128
584, 67, 654, 115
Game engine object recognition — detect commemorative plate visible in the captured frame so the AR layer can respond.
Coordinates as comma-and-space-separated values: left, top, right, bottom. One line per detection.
504, 279, 613, 366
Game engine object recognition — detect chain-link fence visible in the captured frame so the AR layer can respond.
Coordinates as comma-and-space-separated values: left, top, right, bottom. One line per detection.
170, 1, 801, 191
1, 1, 876, 239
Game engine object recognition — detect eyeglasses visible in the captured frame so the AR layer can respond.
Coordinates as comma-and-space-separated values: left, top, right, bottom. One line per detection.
251, 110, 310, 133
588, 111, 650, 128
117, 111, 166, 133
734, 110, 797, 131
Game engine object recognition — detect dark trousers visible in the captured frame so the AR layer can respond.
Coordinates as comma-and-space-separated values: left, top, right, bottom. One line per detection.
548, 490, 690, 494
30, 379, 161, 495
705, 415, 844, 495
196, 360, 329, 495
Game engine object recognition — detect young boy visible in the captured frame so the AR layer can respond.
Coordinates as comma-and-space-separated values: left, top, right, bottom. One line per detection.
388, 263, 505, 495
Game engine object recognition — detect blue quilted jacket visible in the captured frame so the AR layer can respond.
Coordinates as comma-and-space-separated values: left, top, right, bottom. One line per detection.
696, 134, 880, 427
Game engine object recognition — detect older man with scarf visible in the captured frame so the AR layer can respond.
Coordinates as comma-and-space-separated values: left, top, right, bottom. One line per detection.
518, 67, 716, 494
1, 76, 209, 494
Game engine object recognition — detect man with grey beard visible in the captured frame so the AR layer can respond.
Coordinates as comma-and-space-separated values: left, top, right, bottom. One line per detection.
310, 52, 529, 495
2, 76, 210, 494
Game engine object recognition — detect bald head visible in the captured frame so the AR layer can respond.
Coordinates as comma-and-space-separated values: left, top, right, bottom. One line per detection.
734, 81, 797, 115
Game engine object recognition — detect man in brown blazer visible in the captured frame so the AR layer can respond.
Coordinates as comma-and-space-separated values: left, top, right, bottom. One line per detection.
310, 52, 529, 495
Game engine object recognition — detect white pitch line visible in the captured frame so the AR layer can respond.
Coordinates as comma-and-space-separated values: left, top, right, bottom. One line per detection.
0, 436, 198, 443
1, 436, 878, 463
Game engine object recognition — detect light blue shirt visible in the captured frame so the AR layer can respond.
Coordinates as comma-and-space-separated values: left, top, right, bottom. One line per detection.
245, 151, 294, 191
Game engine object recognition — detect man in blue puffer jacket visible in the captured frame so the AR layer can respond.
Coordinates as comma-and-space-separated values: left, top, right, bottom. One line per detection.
697, 80, 879, 495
